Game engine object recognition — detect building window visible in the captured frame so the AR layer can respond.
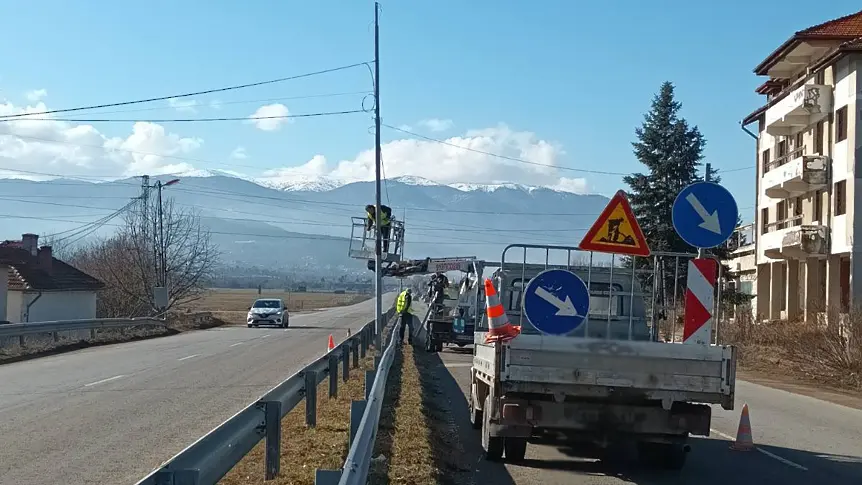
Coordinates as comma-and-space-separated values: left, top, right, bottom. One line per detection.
777, 200, 787, 228
761, 207, 769, 234
836, 106, 848, 142
815, 121, 825, 154
815, 70, 825, 84
739, 281, 754, 295
835, 180, 846, 216
794, 196, 803, 225
762, 148, 771, 172
794, 132, 804, 150
777, 139, 788, 158
813, 189, 823, 222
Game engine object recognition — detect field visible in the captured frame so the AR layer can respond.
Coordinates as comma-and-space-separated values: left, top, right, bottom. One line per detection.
186, 288, 371, 325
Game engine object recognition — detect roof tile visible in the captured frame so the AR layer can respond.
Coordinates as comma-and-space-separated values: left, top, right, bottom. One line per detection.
798, 10, 862, 37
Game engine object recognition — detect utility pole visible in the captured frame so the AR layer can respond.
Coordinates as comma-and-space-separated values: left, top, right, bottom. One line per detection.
157, 180, 166, 287
373, 1, 383, 349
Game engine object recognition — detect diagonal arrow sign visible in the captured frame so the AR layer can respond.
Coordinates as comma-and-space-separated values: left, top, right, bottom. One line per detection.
534, 287, 579, 317
685, 193, 722, 235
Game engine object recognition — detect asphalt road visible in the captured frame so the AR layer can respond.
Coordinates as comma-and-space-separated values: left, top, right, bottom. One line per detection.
0, 295, 392, 485
428, 346, 862, 485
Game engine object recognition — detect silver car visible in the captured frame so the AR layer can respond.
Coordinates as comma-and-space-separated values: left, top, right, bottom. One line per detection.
247, 298, 289, 328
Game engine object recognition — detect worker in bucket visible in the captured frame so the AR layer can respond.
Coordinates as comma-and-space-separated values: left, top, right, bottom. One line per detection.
364, 204, 393, 253
395, 287, 414, 344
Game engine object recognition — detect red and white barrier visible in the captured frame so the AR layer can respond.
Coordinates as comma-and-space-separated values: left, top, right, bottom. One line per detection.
683, 258, 717, 345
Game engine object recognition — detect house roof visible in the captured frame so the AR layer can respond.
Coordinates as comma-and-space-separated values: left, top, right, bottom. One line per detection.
754, 10, 862, 75
9, 259, 105, 291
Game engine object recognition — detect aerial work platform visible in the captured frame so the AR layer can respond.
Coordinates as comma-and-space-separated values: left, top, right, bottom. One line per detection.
347, 216, 405, 263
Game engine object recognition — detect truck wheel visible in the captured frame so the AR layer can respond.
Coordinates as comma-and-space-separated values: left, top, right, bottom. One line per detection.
469, 384, 482, 429
435, 342, 444, 352
481, 395, 504, 461
504, 438, 527, 462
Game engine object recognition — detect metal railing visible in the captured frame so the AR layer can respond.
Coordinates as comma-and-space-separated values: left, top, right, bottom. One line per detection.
0, 317, 167, 347
135, 307, 395, 485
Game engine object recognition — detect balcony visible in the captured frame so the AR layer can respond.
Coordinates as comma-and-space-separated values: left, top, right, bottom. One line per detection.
765, 84, 832, 136
761, 219, 828, 260
762, 147, 828, 198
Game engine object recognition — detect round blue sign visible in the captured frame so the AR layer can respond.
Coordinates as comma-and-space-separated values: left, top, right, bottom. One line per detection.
672, 182, 738, 249
522, 269, 590, 335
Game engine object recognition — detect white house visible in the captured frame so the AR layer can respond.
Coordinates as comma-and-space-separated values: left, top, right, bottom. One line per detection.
1, 233, 104, 323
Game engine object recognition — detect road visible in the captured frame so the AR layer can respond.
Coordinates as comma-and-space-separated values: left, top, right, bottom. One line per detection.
427, 346, 862, 485
0, 296, 392, 485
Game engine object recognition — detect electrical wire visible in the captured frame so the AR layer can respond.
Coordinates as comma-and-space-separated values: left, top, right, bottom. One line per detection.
7, 109, 368, 124
0, 62, 373, 120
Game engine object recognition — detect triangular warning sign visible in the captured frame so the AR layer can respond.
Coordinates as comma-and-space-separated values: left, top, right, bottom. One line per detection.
579, 190, 651, 257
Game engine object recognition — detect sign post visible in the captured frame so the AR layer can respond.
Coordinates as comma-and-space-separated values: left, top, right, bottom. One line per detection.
522, 269, 591, 336
672, 181, 738, 345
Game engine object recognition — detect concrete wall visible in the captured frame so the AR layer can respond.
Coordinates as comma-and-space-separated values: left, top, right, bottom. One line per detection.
6, 290, 97, 323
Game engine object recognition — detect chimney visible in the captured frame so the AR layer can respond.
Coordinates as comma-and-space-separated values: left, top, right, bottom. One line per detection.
38, 246, 52, 273
22, 233, 38, 256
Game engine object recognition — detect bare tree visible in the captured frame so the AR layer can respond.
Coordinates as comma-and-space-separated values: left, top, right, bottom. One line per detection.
57, 197, 218, 317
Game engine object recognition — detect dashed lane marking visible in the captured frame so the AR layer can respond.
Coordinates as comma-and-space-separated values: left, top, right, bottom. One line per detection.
178, 354, 199, 361
84, 375, 126, 387
230, 342, 244, 347
710, 428, 808, 471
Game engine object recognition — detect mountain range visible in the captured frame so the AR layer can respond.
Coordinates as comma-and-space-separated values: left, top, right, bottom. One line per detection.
0, 171, 612, 273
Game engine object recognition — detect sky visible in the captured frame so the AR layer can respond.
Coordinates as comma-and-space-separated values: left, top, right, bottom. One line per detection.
1, 0, 860, 224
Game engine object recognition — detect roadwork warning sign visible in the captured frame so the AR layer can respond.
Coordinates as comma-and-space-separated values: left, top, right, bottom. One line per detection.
579, 190, 651, 257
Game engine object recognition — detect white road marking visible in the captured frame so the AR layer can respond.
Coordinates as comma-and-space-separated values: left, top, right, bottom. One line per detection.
710, 428, 808, 471
178, 354, 199, 361
84, 375, 126, 387
230, 342, 244, 347
260, 334, 271, 339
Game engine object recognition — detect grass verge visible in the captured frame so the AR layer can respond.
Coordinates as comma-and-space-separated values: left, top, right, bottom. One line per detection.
219, 353, 376, 485
0, 312, 228, 365
369, 342, 472, 485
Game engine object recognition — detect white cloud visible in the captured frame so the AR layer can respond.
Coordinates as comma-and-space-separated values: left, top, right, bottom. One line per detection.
247, 103, 290, 131
418, 118, 453, 132
210, 99, 223, 110
167, 97, 198, 113
0, 99, 204, 179
230, 146, 248, 160
263, 124, 588, 194
25, 89, 47, 102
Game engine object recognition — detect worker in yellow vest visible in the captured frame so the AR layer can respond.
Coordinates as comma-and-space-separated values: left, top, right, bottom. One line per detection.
396, 288, 413, 344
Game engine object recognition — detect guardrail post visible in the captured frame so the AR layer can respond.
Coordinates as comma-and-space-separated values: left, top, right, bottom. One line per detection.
351, 340, 359, 368
360, 328, 367, 358
350, 400, 367, 446
52, 332, 59, 343
305, 370, 317, 427
365, 369, 375, 400
342, 345, 350, 381
374, 354, 381, 370
314, 469, 342, 485
153, 469, 199, 485
90, 328, 96, 340
328, 355, 338, 398
18, 335, 24, 347
264, 400, 282, 480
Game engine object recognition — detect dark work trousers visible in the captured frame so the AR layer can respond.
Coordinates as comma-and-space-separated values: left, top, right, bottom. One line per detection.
380, 224, 392, 253
398, 311, 413, 343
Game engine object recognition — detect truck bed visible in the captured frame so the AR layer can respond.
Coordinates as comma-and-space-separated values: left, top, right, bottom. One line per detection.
474, 332, 736, 410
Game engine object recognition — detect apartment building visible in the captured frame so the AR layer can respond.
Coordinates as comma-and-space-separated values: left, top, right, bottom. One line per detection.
724, 224, 757, 321
741, 11, 862, 322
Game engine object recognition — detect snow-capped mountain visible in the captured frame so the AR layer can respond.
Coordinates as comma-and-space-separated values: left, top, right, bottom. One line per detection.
0, 173, 610, 269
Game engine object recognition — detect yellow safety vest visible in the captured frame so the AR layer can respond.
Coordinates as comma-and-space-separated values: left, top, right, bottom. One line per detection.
396, 290, 410, 313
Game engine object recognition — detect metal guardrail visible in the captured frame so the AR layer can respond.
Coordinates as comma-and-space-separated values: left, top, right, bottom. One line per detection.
135, 307, 396, 485
0, 317, 166, 344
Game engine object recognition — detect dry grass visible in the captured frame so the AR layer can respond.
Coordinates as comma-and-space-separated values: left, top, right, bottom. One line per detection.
186, 289, 370, 326
219, 354, 377, 485
369, 343, 472, 485
0, 312, 228, 365
721, 311, 862, 391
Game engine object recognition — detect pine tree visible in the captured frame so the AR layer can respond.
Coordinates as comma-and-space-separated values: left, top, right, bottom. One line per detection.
623, 82, 705, 314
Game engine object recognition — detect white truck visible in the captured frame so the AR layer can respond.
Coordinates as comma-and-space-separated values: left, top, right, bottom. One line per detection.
470, 244, 736, 469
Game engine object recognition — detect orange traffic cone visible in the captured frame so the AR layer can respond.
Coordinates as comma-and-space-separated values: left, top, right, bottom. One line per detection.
327, 334, 335, 352
729, 403, 755, 451
483, 278, 521, 343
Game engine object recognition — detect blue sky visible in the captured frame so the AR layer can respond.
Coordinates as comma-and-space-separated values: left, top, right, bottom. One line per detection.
1, 1, 860, 224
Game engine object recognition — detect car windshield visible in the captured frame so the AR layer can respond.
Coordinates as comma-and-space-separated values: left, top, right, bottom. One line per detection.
252, 300, 281, 309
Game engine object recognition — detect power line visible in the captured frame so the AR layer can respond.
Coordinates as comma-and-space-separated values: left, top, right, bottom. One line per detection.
8, 109, 367, 124
0, 62, 372, 120
62, 91, 373, 117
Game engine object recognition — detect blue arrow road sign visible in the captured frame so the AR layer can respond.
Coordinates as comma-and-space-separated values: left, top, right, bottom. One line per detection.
672, 182, 739, 249
522, 269, 590, 336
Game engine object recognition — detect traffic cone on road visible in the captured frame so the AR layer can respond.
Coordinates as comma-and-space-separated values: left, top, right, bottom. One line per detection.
327, 334, 335, 352
729, 403, 755, 451
483, 278, 521, 343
